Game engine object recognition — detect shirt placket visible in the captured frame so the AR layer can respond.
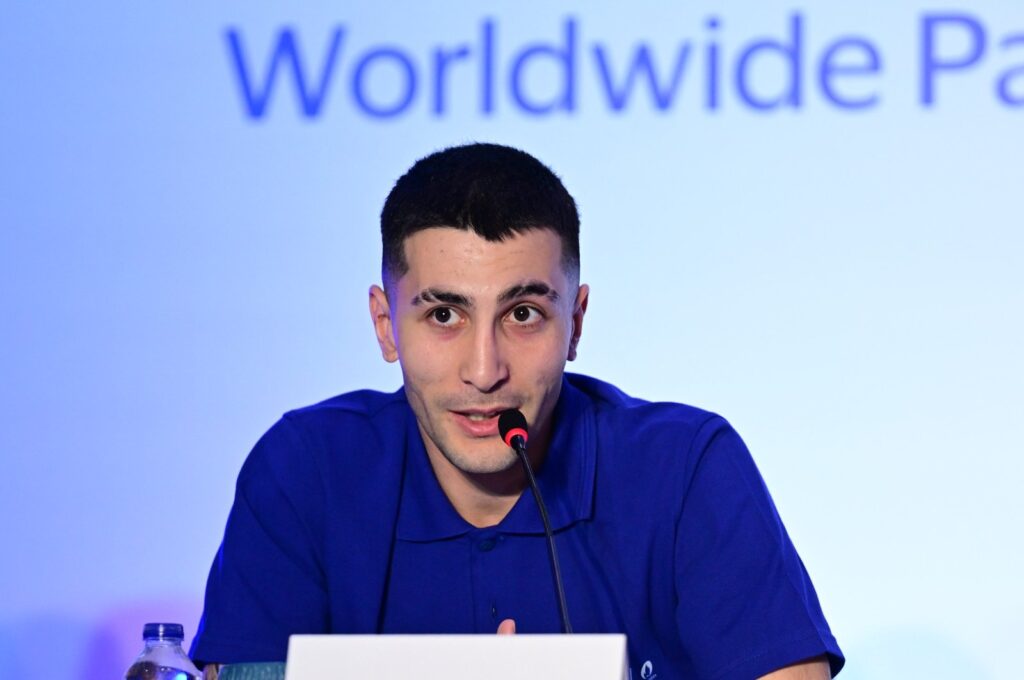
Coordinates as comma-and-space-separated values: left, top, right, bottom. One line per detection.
468, 528, 506, 632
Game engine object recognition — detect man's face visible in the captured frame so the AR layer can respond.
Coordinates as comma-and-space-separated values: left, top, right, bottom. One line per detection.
370, 227, 588, 475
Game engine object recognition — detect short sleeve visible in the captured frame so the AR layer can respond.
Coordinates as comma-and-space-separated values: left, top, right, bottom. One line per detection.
674, 419, 844, 679
190, 417, 329, 665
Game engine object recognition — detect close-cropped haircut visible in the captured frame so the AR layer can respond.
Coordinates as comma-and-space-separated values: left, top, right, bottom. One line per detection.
380, 143, 580, 286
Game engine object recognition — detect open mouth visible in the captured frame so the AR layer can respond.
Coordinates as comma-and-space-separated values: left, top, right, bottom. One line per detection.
450, 408, 516, 436
455, 409, 504, 421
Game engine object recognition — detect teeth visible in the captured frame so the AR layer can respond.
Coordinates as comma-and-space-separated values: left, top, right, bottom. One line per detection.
468, 414, 488, 421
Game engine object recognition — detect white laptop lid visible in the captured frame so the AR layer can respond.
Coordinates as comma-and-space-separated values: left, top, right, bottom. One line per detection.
284, 634, 628, 680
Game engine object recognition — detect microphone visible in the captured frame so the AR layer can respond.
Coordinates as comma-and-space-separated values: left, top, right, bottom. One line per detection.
498, 409, 573, 634
499, 409, 529, 450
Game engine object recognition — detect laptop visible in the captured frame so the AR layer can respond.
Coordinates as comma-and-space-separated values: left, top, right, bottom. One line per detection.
285, 633, 629, 680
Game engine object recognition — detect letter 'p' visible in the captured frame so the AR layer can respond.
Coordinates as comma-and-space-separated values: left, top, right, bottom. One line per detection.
921, 13, 986, 106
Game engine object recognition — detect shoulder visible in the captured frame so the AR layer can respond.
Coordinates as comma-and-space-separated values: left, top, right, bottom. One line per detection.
565, 373, 747, 511
566, 372, 732, 452
281, 387, 409, 440
240, 386, 412, 486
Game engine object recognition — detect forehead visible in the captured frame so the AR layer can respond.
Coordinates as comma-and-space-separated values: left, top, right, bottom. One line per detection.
396, 227, 568, 296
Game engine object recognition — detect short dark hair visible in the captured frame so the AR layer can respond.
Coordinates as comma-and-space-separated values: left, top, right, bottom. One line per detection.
380, 143, 580, 286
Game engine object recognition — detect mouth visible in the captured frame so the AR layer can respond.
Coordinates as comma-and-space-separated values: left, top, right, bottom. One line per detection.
449, 407, 516, 437
457, 409, 504, 421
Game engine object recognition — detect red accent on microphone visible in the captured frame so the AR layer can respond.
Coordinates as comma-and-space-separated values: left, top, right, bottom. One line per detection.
503, 427, 528, 448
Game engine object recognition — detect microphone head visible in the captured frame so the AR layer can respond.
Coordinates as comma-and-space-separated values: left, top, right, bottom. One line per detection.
498, 409, 529, 448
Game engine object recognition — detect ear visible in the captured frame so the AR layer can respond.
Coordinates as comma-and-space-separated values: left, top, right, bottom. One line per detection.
567, 283, 589, 361
369, 285, 399, 363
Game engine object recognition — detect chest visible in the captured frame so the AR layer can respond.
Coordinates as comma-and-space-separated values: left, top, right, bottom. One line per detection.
375, 524, 686, 677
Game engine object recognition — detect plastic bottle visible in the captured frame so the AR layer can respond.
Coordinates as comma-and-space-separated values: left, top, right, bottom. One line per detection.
124, 623, 202, 680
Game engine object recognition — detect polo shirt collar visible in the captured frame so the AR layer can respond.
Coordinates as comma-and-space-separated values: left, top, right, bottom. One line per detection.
396, 376, 597, 541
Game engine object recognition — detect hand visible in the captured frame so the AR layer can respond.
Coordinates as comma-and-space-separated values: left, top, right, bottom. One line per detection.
496, 619, 516, 635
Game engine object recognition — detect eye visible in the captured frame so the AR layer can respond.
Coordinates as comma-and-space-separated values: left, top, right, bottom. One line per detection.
507, 305, 542, 325
428, 306, 462, 327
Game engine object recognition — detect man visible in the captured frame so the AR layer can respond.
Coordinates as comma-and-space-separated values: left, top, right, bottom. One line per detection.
191, 143, 844, 679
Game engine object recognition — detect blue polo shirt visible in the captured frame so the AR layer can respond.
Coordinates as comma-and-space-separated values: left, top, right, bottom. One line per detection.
192, 374, 844, 679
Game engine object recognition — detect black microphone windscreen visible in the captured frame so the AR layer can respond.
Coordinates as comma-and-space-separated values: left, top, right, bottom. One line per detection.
498, 409, 529, 445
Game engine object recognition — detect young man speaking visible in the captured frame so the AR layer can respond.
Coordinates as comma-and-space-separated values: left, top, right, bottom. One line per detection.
191, 143, 844, 679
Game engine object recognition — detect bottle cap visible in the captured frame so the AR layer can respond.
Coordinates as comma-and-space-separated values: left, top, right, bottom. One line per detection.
142, 623, 185, 641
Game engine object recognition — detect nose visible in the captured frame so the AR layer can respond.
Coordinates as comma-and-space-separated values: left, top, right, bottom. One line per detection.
460, 323, 509, 393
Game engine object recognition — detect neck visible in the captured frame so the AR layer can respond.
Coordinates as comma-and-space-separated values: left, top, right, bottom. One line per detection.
424, 424, 551, 528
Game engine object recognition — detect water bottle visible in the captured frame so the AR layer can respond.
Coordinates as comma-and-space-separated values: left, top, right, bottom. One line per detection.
125, 623, 202, 680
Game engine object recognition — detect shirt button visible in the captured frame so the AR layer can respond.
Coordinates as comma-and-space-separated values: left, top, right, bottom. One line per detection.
478, 538, 496, 552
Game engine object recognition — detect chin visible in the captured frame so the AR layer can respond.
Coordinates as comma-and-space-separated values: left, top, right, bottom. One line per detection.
444, 446, 519, 476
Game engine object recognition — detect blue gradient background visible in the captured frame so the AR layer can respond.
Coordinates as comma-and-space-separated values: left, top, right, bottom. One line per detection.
1, 2, 1021, 678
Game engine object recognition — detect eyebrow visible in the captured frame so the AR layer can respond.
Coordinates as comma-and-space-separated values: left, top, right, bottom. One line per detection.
410, 288, 471, 307
409, 280, 560, 307
497, 280, 560, 304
